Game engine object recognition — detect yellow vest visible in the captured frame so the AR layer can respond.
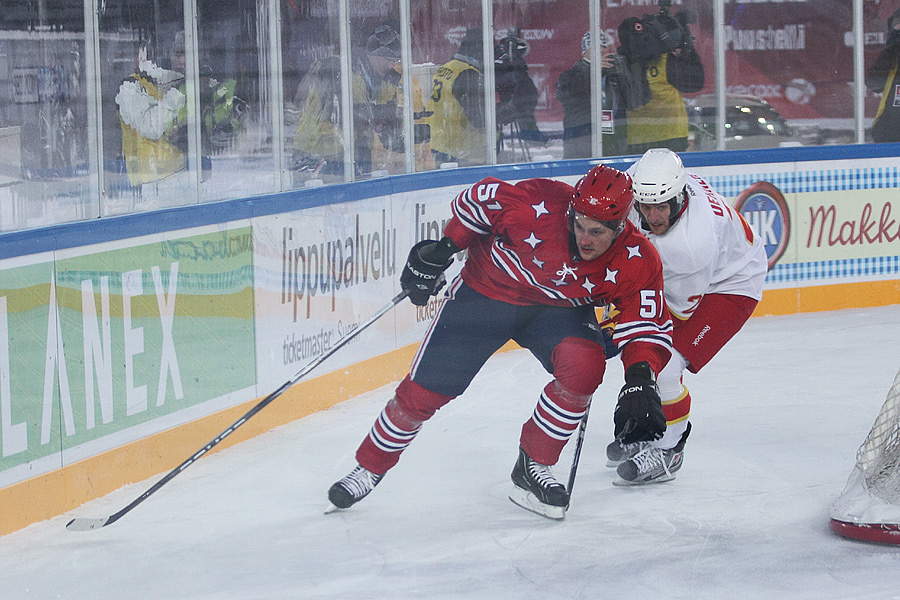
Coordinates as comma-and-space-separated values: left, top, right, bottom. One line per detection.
425, 59, 486, 163
294, 62, 433, 173
370, 71, 434, 173
874, 58, 899, 124
294, 63, 368, 159
626, 54, 689, 146
119, 75, 186, 187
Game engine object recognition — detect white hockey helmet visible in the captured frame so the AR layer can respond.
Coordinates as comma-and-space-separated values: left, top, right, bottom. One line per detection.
631, 148, 688, 227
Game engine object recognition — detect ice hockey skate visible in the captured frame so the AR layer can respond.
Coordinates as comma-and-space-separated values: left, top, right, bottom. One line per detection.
613, 423, 691, 486
326, 465, 383, 512
509, 446, 569, 520
605, 439, 650, 467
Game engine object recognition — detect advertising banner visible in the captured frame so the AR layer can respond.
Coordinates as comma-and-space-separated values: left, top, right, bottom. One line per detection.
0, 225, 257, 487
252, 188, 464, 394
698, 158, 900, 290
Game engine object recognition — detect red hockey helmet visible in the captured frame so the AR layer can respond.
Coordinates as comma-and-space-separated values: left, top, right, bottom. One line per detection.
570, 164, 634, 225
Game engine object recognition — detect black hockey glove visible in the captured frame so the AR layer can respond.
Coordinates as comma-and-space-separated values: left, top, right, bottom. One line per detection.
614, 361, 666, 444
400, 237, 458, 306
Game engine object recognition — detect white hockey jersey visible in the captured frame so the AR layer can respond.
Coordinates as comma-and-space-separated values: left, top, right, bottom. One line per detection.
626, 171, 768, 320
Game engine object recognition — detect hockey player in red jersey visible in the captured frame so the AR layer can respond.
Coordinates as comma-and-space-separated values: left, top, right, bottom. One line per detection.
605, 148, 768, 485
328, 164, 673, 519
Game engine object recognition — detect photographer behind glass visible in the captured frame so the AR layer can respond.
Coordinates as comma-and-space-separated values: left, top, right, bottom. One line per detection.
556, 30, 650, 159
494, 28, 545, 144
618, 0, 704, 154
866, 8, 900, 144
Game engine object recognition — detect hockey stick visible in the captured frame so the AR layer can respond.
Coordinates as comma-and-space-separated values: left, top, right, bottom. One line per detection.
566, 401, 591, 508
66, 291, 408, 532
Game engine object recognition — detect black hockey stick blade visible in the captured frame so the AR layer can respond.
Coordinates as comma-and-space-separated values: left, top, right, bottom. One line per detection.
66, 516, 110, 531
66, 291, 408, 532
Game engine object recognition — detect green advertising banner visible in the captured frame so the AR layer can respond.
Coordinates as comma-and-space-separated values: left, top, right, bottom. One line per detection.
0, 227, 257, 483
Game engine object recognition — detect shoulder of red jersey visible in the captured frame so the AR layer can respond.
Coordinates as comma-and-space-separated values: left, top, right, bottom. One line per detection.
598, 223, 665, 303
450, 177, 572, 237
513, 177, 575, 197
449, 177, 509, 237
602, 223, 672, 368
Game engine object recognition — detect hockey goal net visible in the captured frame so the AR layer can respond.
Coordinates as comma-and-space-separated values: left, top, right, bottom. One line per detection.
830, 365, 900, 544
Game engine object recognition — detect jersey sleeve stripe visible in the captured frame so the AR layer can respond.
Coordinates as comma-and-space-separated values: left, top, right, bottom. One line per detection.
611, 320, 674, 352
613, 320, 674, 337
450, 188, 491, 234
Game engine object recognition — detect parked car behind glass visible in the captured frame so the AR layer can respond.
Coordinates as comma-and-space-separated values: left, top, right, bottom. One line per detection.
687, 94, 800, 151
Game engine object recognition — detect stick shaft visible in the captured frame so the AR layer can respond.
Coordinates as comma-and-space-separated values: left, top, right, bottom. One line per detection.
566, 402, 591, 502
67, 292, 407, 530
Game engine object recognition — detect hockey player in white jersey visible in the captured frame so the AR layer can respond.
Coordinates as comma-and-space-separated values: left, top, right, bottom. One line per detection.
607, 148, 768, 485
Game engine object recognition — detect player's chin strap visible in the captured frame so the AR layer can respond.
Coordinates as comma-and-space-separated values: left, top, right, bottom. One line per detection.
66, 291, 409, 532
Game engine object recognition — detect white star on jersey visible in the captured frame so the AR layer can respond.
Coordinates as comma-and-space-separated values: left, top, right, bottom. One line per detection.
532, 201, 550, 218
626, 245, 642, 259
605, 268, 618, 284
524, 232, 542, 248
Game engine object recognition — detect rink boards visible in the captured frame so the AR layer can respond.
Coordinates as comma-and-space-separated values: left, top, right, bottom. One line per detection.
0, 145, 898, 535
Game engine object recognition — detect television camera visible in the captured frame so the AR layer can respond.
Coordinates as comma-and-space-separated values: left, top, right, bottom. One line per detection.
619, 0, 697, 65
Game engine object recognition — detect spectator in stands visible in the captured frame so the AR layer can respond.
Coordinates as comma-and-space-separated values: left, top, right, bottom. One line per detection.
867, 8, 900, 143
425, 28, 486, 167
291, 55, 346, 182
293, 24, 431, 182
116, 39, 188, 190
556, 31, 647, 159
116, 31, 246, 191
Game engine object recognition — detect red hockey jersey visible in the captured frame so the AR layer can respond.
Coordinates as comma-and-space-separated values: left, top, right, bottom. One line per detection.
443, 176, 673, 373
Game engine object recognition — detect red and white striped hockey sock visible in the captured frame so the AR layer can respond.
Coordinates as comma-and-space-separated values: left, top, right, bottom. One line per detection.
356, 396, 423, 474
520, 380, 591, 466
355, 376, 453, 474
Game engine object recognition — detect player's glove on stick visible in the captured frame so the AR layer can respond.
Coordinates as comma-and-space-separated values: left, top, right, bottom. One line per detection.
400, 237, 458, 306
614, 361, 666, 444
599, 320, 620, 359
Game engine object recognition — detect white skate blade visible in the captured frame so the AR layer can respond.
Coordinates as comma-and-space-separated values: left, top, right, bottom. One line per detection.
612, 472, 676, 487
324, 502, 342, 514
508, 485, 566, 520
606, 459, 624, 468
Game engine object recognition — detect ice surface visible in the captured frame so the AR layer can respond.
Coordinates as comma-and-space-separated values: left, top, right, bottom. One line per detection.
2, 305, 900, 599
